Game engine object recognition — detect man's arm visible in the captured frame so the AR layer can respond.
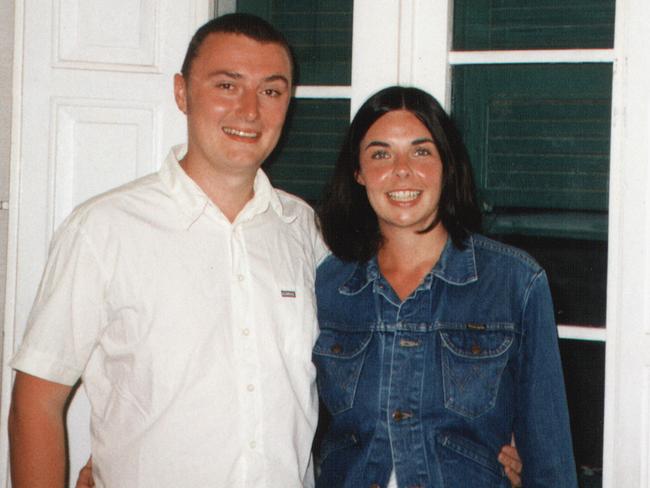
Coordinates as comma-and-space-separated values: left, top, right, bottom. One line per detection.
499, 444, 522, 487
75, 457, 95, 487
9, 371, 73, 488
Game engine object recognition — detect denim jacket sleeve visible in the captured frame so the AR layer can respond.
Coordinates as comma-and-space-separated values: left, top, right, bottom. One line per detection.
514, 270, 578, 487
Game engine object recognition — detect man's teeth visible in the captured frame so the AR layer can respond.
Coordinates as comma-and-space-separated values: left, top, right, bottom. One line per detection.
223, 127, 258, 138
388, 190, 421, 202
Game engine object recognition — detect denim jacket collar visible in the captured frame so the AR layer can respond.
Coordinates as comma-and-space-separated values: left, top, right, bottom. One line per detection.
339, 235, 479, 296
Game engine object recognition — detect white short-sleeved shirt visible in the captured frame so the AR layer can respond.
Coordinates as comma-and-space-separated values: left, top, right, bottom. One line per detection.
12, 145, 328, 488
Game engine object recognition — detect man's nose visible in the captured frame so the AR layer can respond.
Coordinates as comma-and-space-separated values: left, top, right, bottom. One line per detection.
237, 89, 260, 121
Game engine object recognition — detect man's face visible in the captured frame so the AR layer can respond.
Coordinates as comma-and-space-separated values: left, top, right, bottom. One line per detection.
174, 33, 292, 177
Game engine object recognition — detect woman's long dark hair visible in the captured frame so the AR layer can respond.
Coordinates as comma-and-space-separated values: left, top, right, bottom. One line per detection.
318, 86, 481, 262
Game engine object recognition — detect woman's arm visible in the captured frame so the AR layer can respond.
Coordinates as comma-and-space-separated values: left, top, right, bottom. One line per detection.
514, 270, 578, 487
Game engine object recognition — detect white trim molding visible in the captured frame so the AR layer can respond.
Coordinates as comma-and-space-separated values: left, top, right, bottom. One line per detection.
558, 325, 607, 342
602, 0, 650, 485
294, 86, 351, 99
449, 49, 615, 65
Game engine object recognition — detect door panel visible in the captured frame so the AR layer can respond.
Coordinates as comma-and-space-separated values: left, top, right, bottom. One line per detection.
1, 1, 211, 484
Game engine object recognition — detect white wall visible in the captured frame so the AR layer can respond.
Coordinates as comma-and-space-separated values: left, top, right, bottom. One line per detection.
0, 0, 14, 400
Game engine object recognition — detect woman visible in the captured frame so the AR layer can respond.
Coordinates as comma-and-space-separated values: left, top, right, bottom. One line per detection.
314, 86, 577, 487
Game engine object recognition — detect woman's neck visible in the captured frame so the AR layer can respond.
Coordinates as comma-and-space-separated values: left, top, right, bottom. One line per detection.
377, 223, 449, 302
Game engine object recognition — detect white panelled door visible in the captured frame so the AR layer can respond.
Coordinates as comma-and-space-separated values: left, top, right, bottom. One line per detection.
1, 1, 212, 485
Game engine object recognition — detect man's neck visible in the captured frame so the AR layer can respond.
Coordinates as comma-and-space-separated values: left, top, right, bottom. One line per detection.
180, 155, 257, 223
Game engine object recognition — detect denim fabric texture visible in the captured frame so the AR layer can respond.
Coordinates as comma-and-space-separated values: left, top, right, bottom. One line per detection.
313, 234, 578, 488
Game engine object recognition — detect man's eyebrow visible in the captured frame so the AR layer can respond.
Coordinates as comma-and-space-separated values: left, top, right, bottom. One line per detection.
206, 70, 242, 79
264, 74, 290, 85
364, 141, 390, 150
204, 71, 289, 86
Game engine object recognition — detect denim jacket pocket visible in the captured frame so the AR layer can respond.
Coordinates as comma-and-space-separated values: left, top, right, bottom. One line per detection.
318, 432, 359, 464
435, 432, 507, 487
313, 327, 372, 415
437, 321, 514, 419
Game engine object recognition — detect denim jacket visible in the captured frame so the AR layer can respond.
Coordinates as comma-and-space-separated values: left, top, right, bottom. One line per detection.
313, 234, 577, 488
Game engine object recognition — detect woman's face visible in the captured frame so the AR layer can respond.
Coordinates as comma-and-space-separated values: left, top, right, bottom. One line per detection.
356, 109, 443, 235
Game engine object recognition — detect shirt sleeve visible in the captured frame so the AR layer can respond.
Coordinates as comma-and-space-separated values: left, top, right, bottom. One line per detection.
513, 270, 579, 487
11, 217, 109, 386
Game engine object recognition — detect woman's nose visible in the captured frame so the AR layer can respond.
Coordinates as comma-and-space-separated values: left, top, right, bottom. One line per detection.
393, 154, 412, 177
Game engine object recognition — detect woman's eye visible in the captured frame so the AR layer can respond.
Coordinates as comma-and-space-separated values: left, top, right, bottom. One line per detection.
414, 147, 432, 156
370, 150, 390, 160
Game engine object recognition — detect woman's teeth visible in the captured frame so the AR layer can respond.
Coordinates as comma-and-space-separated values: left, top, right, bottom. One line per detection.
387, 190, 421, 202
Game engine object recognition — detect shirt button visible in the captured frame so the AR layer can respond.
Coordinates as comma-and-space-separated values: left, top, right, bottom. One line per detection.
242, 328, 250, 336
237, 274, 245, 282
247, 384, 255, 392
249, 440, 256, 449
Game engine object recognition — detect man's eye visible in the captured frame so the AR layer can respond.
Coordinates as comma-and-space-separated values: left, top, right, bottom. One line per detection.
217, 82, 234, 90
262, 88, 281, 97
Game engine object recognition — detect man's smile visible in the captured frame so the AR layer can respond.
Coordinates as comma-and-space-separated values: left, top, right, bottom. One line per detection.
223, 126, 259, 139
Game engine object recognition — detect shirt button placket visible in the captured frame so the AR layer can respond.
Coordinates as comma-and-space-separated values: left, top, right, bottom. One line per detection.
232, 224, 261, 482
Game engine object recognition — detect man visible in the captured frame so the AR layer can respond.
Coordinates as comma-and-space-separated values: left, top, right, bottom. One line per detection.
9, 13, 325, 487
10, 13, 523, 488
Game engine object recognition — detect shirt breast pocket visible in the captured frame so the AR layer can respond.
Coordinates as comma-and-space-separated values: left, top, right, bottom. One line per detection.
437, 321, 515, 419
312, 328, 372, 415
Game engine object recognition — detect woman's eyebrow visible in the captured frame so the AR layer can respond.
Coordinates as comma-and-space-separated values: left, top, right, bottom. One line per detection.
412, 137, 435, 145
364, 141, 390, 150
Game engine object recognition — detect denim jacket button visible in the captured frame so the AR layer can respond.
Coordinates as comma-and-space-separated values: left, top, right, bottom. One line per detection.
370, 484, 381, 488
330, 344, 343, 354
471, 343, 482, 355
392, 410, 413, 422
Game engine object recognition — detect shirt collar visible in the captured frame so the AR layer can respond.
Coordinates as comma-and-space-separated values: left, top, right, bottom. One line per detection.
159, 145, 295, 226
339, 235, 479, 295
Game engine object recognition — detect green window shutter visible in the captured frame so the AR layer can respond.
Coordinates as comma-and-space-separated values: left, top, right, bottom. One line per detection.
452, 64, 612, 239
237, 1, 353, 204
263, 98, 350, 203
453, 0, 615, 50
237, 0, 352, 85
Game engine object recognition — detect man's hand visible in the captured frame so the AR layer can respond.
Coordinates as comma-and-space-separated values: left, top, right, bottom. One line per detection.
9, 372, 73, 488
75, 457, 95, 487
499, 444, 523, 487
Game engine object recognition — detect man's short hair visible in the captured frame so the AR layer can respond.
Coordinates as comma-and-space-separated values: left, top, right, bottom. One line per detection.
181, 13, 295, 82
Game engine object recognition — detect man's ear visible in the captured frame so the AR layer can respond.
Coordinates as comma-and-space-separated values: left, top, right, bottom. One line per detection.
174, 73, 188, 114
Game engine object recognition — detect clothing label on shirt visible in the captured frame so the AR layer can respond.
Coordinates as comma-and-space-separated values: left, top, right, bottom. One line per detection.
281, 290, 296, 298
